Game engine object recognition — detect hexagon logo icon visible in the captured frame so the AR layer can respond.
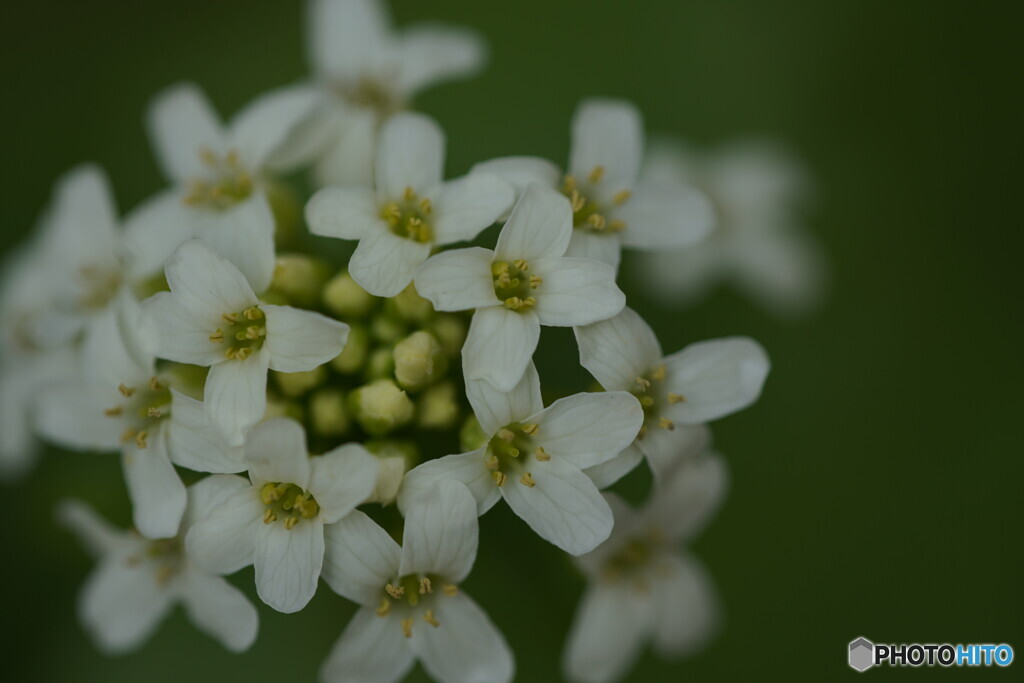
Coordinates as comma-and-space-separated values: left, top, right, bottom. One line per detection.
849, 637, 874, 672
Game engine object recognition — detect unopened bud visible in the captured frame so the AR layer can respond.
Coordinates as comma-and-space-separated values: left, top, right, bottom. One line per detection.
273, 366, 326, 398
331, 325, 368, 374
323, 272, 375, 318
387, 284, 434, 323
433, 314, 467, 357
459, 415, 489, 452
353, 380, 414, 435
394, 331, 443, 389
366, 347, 395, 380
310, 388, 348, 437
370, 315, 405, 344
270, 254, 330, 307
418, 381, 459, 430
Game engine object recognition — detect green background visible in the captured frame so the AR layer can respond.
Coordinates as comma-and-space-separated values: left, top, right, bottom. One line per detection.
1, 0, 1020, 680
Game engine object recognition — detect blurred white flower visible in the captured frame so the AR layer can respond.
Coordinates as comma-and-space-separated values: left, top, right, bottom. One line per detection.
146, 240, 349, 444
321, 479, 513, 683
59, 477, 260, 655
415, 184, 625, 391
399, 362, 642, 555
473, 99, 714, 270
185, 418, 377, 613
574, 307, 769, 483
126, 81, 319, 292
306, 112, 513, 297
563, 454, 728, 683
303, 0, 487, 186
633, 140, 825, 316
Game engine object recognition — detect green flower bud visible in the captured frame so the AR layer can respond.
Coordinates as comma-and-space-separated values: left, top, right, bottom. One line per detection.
331, 324, 369, 374
393, 331, 444, 390
460, 414, 489, 452
265, 180, 303, 248
353, 379, 414, 435
310, 388, 349, 437
418, 381, 460, 430
273, 366, 327, 398
387, 284, 434, 323
366, 347, 395, 380
323, 272, 375, 318
270, 254, 331, 307
433, 314, 467, 356
370, 315, 405, 344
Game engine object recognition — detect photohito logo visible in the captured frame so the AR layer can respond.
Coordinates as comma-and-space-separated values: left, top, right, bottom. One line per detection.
848, 637, 1014, 671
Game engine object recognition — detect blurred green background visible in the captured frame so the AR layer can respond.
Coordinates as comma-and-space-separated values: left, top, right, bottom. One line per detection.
2, 0, 1021, 680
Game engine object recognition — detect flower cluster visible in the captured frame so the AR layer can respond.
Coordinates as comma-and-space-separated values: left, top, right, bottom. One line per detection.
0, 1, 795, 681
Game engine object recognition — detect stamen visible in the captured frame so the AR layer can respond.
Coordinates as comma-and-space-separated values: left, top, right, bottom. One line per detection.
492, 471, 507, 487
668, 393, 686, 404
284, 516, 299, 530
403, 186, 416, 202
135, 431, 148, 449
638, 425, 648, 440
148, 377, 162, 391
199, 147, 218, 165
522, 423, 539, 435
222, 312, 239, 325
529, 274, 543, 288
513, 259, 528, 271
419, 577, 433, 594
608, 219, 626, 232
385, 583, 405, 599
443, 584, 459, 596
587, 213, 607, 231
588, 165, 605, 183
635, 377, 651, 391
243, 307, 263, 321
570, 190, 586, 212
376, 598, 391, 617
613, 189, 632, 205
563, 175, 577, 191
658, 417, 675, 431
519, 472, 536, 488
209, 329, 225, 343
401, 618, 414, 638
651, 365, 667, 381
118, 384, 135, 397
423, 610, 440, 627
104, 406, 123, 417
147, 407, 162, 418
263, 509, 277, 524
120, 428, 137, 443
497, 428, 516, 443
485, 454, 500, 471
420, 197, 432, 214
245, 325, 263, 340
535, 446, 551, 462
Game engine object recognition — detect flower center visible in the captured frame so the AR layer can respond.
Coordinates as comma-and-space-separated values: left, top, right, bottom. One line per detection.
103, 376, 172, 450
183, 147, 254, 210
631, 365, 686, 439
492, 260, 542, 312
376, 573, 459, 638
259, 482, 320, 529
126, 536, 185, 586
382, 187, 434, 243
209, 306, 266, 360
561, 166, 630, 234
77, 265, 122, 310
601, 529, 665, 583
484, 421, 548, 488
335, 77, 403, 115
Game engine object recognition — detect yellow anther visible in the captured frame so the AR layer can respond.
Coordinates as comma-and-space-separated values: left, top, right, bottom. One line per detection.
608, 219, 627, 232
401, 618, 414, 638
424, 610, 440, 627
222, 312, 239, 325
121, 428, 137, 443
523, 296, 536, 307
384, 203, 401, 221
225, 149, 240, 167
149, 377, 162, 391
243, 307, 262, 321
492, 471, 507, 487
284, 516, 300, 530
263, 509, 277, 524
529, 274, 543, 289
118, 384, 135, 397
563, 175, 577, 191
519, 472, 536, 488
104, 406, 123, 417
135, 431, 149, 449
420, 197, 432, 214
199, 147, 218, 165
650, 365, 667, 381
497, 428, 515, 443
668, 393, 686, 404
385, 583, 405, 599
443, 584, 459, 596
535, 446, 551, 462
408, 216, 422, 227
570, 190, 586, 212
155, 564, 175, 586
588, 165, 605, 183
522, 423, 539, 435
209, 329, 225, 343
494, 272, 511, 288
235, 348, 254, 360
485, 454, 500, 471
403, 186, 416, 201
225, 348, 237, 360
658, 417, 675, 431
640, 395, 655, 408
613, 189, 632, 205
635, 377, 651, 391
491, 261, 510, 277
376, 598, 391, 617
513, 259, 528, 271
245, 325, 263, 340
587, 213, 607, 231
147, 407, 162, 418
638, 425, 648, 440
419, 577, 433, 594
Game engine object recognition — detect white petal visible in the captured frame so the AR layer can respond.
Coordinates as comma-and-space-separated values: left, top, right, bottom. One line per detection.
641, 423, 712, 482
500, 455, 612, 555
204, 347, 270, 446
470, 156, 562, 198
574, 307, 663, 391
306, 186, 381, 240
47, 165, 121, 270
146, 291, 223, 366
411, 592, 514, 683
564, 230, 622, 270
197, 192, 277, 294
57, 499, 127, 558
322, 509, 401, 604
180, 570, 259, 652
185, 487, 260, 574
533, 391, 643, 469
123, 190, 197, 282
307, 0, 391, 80
651, 553, 720, 657
254, 517, 325, 613
414, 247, 498, 311
167, 390, 246, 473
309, 443, 378, 523
312, 105, 379, 188
562, 583, 651, 683
164, 240, 257, 323
146, 82, 225, 182
729, 229, 827, 316
399, 479, 478, 582
651, 454, 728, 542
464, 361, 542, 435
431, 174, 514, 245
79, 555, 174, 654
122, 432, 187, 539
462, 306, 540, 392
181, 473, 252, 532
663, 337, 770, 423
531, 257, 625, 327
320, 607, 415, 683
569, 99, 643, 187
229, 84, 320, 171
264, 304, 349, 373
584, 444, 644, 489
616, 183, 714, 250
397, 449, 500, 518
376, 112, 445, 198
34, 381, 125, 452
245, 417, 311, 488
397, 25, 487, 95
349, 225, 432, 297
494, 184, 572, 262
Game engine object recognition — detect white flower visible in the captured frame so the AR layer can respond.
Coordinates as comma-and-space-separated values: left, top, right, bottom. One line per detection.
472, 99, 714, 270
415, 184, 625, 391
563, 454, 727, 683
35, 304, 243, 538
321, 479, 513, 683
125, 81, 319, 292
306, 112, 513, 297
146, 240, 349, 445
574, 307, 769, 484
185, 418, 377, 613
399, 361, 643, 555
633, 139, 825, 315
303, 0, 486, 186
58, 477, 260, 655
